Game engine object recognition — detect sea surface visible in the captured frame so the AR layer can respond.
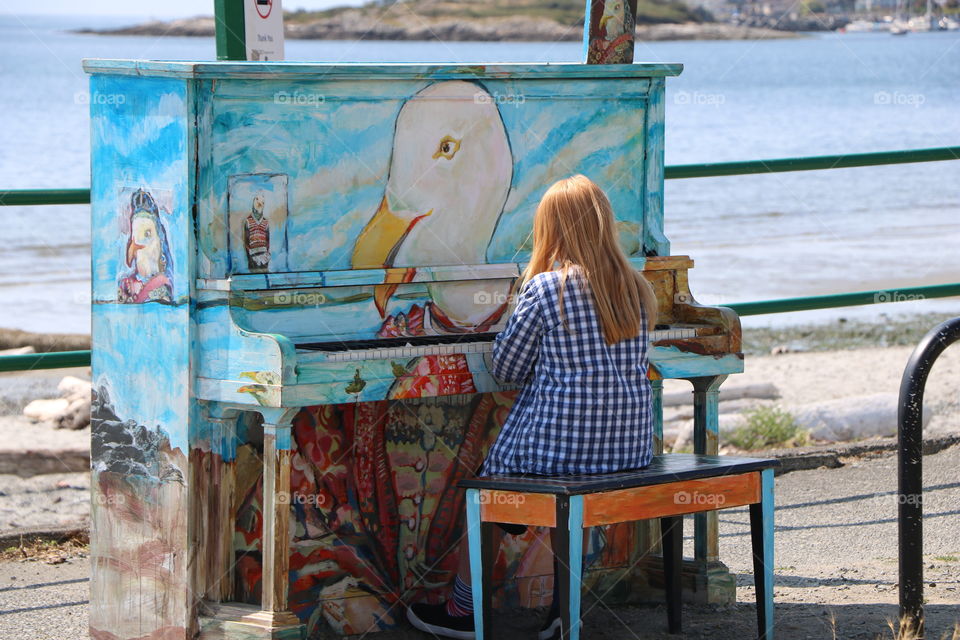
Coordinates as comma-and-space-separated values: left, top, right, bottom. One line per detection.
2, 14, 958, 334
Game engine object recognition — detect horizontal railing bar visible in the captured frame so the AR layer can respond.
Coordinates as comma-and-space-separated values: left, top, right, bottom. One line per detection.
0, 350, 91, 372
2, 147, 958, 206
0, 189, 91, 206
2, 282, 957, 372
728, 282, 960, 316
664, 146, 960, 179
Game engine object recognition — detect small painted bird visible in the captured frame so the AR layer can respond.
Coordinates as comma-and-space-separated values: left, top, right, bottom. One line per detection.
345, 369, 367, 395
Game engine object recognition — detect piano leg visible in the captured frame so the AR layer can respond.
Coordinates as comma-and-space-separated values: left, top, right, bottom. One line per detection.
691, 375, 726, 563
638, 378, 664, 559
242, 407, 304, 632
688, 375, 735, 604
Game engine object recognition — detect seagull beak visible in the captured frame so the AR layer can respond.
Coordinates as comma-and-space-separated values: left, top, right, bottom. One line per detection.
599, 13, 611, 28
352, 196, 431, 317
126, 240, 144, 267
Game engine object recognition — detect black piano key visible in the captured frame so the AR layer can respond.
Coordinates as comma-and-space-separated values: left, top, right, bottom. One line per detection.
297, 332, 500, 353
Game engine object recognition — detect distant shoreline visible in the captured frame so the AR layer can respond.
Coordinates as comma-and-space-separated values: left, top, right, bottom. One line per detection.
73, 16, 799, 43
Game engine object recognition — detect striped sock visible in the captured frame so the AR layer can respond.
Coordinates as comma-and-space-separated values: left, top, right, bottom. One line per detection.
445, 575, 474, 617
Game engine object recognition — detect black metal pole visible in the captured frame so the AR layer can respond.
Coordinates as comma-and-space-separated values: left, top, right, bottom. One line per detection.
897, 317, 960, 637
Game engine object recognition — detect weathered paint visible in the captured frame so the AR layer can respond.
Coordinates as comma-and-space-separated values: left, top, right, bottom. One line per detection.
89, 73, 194, 640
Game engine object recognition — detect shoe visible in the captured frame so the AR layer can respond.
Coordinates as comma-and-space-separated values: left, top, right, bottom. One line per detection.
407, 601, 476, 639
539, 597, 561, 640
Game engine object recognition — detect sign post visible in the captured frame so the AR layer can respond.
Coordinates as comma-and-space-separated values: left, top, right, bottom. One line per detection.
583, 0, 639, 64
215, 0, 285, 61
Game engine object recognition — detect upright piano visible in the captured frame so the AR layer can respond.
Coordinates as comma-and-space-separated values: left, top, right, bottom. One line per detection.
84, 59, 741, 639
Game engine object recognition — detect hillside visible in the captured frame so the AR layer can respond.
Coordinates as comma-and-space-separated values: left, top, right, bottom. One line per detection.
77, 0, 798, 42
288, 0, 709, 28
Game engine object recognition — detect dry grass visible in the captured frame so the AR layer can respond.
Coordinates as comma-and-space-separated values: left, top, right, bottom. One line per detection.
0, 532, 88, 564
823, 611, 960, 640
882, 617, 960, 640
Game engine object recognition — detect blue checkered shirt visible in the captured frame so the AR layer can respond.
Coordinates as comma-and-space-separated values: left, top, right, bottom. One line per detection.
481, 269, 654, 476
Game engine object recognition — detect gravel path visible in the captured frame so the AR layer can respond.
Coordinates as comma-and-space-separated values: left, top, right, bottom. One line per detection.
2, 444, 957, 640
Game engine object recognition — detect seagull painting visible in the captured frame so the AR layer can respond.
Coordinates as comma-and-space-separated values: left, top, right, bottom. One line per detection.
350, 80, 515, 398
352, 80, 513, 332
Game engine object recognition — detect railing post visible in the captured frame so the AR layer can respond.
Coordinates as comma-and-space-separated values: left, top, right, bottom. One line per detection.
897, 317, 960, 636
214, 0, 247, 61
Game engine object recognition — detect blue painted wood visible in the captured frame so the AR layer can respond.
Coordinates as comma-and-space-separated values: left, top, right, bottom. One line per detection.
465, 489, 485, 640
761, 467, 775, 640
568, 495, 585, 640
644, 77, 670, 255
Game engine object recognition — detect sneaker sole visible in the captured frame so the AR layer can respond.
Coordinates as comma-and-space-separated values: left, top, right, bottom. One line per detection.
538, 617, 561, 640
406, 606, 476, 640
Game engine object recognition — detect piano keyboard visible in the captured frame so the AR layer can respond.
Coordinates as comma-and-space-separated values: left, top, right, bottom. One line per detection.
300, 327, 699, 363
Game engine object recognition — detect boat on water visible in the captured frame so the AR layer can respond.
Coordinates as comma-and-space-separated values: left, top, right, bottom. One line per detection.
839, 0, 959, 34
890, 21, 909, 34
841, 18, 891, 32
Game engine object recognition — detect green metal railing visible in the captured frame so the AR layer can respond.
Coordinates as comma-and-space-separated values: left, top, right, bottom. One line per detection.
664, 145, 960, 179
1, 145, 958, 372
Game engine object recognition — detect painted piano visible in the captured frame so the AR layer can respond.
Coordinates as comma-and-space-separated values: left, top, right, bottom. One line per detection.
84, 58, 742, 639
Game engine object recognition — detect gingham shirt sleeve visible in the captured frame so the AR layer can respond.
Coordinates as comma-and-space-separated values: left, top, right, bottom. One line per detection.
491, 279, 544, 384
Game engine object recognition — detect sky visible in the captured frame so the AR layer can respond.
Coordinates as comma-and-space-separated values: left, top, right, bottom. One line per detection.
0, 0, 366, 18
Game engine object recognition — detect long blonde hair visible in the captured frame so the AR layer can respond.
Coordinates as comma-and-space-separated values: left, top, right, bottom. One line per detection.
524, 175, 658, 344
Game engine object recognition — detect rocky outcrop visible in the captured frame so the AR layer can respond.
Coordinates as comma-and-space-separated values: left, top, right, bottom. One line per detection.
77, 15, 798, 42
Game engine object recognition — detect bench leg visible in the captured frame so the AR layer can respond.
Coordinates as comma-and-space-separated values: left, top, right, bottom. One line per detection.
661, 515, 683, 634
554, 496, 584, 640
466, 489, 495, 640
749, 468, 775, 640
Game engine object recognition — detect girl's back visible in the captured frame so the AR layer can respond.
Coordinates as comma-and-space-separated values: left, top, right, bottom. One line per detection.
484, 268, 653, 476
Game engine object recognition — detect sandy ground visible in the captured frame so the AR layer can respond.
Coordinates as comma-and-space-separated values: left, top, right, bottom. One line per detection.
1, 444, 957, 640
663, 344, 960, 438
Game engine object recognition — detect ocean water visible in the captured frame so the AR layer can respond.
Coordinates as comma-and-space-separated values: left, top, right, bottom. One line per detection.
2, 14, 958, 334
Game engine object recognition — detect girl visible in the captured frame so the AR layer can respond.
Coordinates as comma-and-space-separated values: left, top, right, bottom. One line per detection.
408, 174, 658, 639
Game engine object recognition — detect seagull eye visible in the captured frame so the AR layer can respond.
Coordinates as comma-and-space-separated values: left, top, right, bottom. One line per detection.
433, 135, 461, 160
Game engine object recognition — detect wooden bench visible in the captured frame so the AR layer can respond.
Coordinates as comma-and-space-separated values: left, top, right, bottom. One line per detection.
459, 453, 779, 639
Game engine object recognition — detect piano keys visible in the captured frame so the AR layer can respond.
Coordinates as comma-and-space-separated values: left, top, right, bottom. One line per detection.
84, 59, 740, 640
